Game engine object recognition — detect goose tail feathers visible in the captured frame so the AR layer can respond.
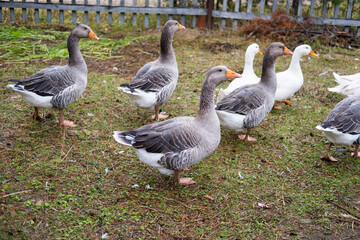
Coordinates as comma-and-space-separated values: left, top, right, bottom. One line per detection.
113, 131, 135, 146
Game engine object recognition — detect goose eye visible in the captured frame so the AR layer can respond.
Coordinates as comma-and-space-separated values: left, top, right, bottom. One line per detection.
219, 69, 223, 72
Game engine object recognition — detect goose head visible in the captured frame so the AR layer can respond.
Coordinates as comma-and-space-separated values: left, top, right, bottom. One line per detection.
206, 66, 241, 87
294, 44, 318, 57
72, 22, 99, 40
264, 42, 293, 60
163, 20, 185, 35
246, 43, 263, 58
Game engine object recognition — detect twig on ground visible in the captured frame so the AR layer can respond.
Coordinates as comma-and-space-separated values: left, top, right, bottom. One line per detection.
1, 189, 32, 198
326, 199, 360, 219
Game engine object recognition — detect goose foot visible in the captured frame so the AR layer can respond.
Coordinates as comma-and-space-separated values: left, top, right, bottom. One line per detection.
351, 144, 360, 159
273, 105, 283, 110
183, 168, 190, 171
321, 154, 338, 162
59, 120, 77, 128
151, 113, 169, 120
32, 107, 42, 121
178, 177, 196, 185
280, 99, 292, 106
238, 135, 257, 142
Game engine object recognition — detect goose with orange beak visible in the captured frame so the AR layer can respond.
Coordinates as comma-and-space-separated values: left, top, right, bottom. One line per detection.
7, 22, 99, 127
216, 43, 293, 142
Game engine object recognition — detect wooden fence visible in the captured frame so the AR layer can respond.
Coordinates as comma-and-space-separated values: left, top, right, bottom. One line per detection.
0, 0, 360, 33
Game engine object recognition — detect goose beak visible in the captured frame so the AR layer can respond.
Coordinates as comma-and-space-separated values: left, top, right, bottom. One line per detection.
258, 50, 263, 55
284, 47, 293, 55
226, 69, 241, 81
309, 50, 318, 57
89, 30, 99, 40
179, 24, 185, 30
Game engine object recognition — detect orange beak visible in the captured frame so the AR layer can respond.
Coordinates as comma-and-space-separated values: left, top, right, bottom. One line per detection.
284, 47, 293, 55
226, 69, 241, 80
88, 30, 99, 40
258, 50, 263, 55
179, 24, 185, 29
309, 50, 318, 57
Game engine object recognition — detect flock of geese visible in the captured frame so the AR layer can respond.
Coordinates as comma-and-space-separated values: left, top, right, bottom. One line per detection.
6, 21, 360, 185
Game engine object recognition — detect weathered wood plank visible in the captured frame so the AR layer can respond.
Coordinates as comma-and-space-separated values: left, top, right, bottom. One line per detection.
0, 2, 207, 16
221, 0, 228, 29
84, 0, 88, 25
59, 0, 64, 24
233, 0, 240, 28
72, 0, 76, 24
96, 0, 100, 24
132, 0, 137, 26
169, 0, 174, 20
272, 0, 278, 13
47, 0, 51, 23
144, 0, 149, 28
192, 0, 198, 28
180, 0, 186, 26
34, 0, 39, 23
213, 10, 271, 20
334, 3, 340, 19
246, 0, 252, 13
260, 0, 265, 15
22, 0, 27, 21
156, 0, 161, 28
10, 0, 14, 22
286, 0, 290, 13
345, 0, 354, 32
297, 0, 303, 18
321, 0, 328, 18
310, 0, 316, 17
108, 0, 112, 25
120, 0, 125, 25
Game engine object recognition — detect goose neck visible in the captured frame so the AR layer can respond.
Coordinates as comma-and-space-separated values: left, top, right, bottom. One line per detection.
288, 52, 302, 73
67, 34, 85, 67
197, 79, 217, 121
259, 55, 277, 92
159, 28, 175, 62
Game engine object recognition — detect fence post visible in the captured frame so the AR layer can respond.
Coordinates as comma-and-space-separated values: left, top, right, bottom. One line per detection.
156, 0, 161, 28
192, 0, 198, 28
272, 0, 278, 13
120, 0, 125, 25
72, 0, 77, 24
47, 0, 52, 23
207, 0, 214, 30
180, 0, 186, 26
260, 0, 265, 15
309, 0, 315, 17
108, 0, 113, 25
96, 0, 100, 24
144, 0, 149, 28
247, 0, 253, 14
297, 0, 303, 20
59, 0, 64, 23
132, 0, 137, 26
345, 0, 354, 32
10, 0, 14, 22
34, 0, 39, 22
233, 0, 240, 29
321, 0, 328, 18
0, 5, 2, 23
84, 0, 88, 25
169, 0, 174, 20
221, 0, 228, 29
22, 0, 27, 21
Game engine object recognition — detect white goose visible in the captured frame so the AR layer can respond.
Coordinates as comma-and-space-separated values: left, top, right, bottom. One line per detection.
328, 72, 360, 97
316, 95, 360, 162
114, 66, 240, 185
274, 44, 318, 109
217, 43, 262, 102
119, 20, 185, 121
7, 23, 99, 127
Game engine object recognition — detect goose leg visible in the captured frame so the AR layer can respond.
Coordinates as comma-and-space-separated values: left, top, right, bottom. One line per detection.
174, 170, 196, 185
321, 142, 337, 162
59, 109, 77, 128
280, 99, 292, 106
32, 107, 42, 121
238, 128, 257, 142
152, 106, 169, 121
351, 143, 360, 159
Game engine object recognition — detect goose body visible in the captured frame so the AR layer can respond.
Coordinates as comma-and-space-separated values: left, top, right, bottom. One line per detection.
114, 66, 240, 185
316, 96, 360, 161
120, 20, 185, 120
217, 43, 262, 102
328, 72, 360, 97
7, 23, 99, 127
216, 42, 292, 142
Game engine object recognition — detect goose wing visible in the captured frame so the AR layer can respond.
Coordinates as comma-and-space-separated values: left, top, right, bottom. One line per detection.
13, 65, 76, 97
216, 85, 272, 128
322, 97, 360, 134
122, 66, 176, 92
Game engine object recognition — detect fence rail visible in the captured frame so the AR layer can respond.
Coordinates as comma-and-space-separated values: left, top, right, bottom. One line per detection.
1, 0, 360, 34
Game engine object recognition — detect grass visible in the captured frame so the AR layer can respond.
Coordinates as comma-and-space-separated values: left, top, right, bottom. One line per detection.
1, 21, 360, 239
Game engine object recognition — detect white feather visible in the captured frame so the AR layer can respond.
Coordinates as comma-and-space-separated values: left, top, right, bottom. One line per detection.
7, 84, 53, 108
119, 87, 157, 110
216, 110, 246, 131
316, 125, 360, 146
